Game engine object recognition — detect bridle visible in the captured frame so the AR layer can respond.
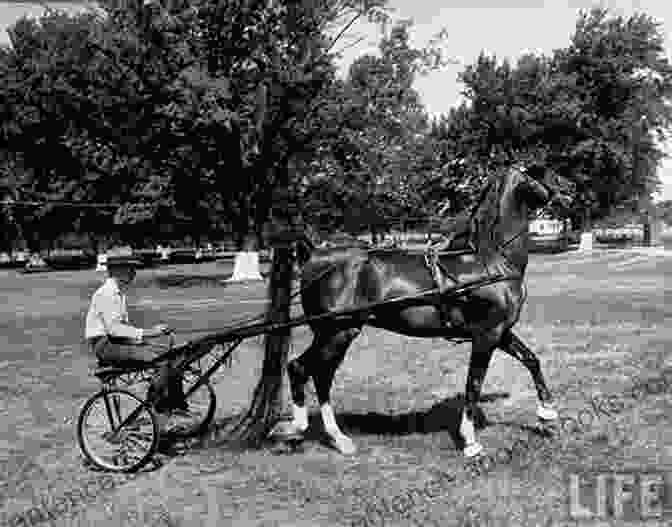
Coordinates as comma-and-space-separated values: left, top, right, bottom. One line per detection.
491, 169, 561, 274
444, 167, 561, 279
289, 168, 563, 299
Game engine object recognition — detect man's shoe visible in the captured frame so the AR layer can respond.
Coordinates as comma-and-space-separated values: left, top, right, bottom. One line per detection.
156, 398, 189, 414
170, 407, 191, 418
174, 400, 189, 411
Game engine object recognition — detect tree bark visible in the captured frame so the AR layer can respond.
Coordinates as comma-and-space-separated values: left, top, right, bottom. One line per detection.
227, 244, 293, 446
583, 206, 592, 232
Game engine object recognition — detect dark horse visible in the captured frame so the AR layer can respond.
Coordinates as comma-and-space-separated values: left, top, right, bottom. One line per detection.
269, 165, 562, 457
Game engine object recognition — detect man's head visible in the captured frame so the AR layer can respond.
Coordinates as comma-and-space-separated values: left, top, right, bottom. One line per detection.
104, 248, 141, 288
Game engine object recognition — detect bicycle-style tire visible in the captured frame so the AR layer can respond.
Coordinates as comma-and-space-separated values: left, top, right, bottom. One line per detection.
77, 388, 159, 473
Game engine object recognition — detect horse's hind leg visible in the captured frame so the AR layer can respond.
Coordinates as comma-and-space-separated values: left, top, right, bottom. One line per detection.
310, 326, 361, 454
285, 333, 331, 435
460, 333, 497, 458
499, 330, 558, 422
285, 326, 360, 450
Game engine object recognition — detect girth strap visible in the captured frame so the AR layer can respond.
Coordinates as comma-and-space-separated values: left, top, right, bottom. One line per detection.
424, 248, 453, 326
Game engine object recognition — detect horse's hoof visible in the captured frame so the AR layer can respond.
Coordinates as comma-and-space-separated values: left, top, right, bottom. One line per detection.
463, 442, 484, 458
268, 420, 306, 440
285, 436, 305, 449
537, 420, 559, 438
537, 404, 559, 422
270, 437, 304, 455
327, 434, 357, 455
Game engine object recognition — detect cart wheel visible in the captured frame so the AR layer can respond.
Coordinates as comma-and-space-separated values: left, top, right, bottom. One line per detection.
166, 376, 216, 439
77, 388, 159, 473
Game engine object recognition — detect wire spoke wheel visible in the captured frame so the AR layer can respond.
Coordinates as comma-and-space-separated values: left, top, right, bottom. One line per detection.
77, 388, 159, 472
166, 373, 216, 439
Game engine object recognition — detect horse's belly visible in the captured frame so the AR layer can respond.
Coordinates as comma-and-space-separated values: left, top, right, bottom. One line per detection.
369, 306, 461, 338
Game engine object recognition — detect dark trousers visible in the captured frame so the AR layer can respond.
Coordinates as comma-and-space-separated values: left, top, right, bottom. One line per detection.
89, 335, 186, 412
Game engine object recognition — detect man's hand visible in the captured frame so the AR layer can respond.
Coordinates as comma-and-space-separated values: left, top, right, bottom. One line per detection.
155, 323, 172, 334
146, 324, 172, 338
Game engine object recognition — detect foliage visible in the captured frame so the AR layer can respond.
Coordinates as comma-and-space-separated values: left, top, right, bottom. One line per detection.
655, 200, 672, 225
299, 20, 445, 237
554, 8, 672, 226
0, 0, 389, 249
1, 4, 671, 248
430, 7, 672, 228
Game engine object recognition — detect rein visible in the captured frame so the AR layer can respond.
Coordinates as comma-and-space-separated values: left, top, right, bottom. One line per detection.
172, 174, 557, 339
430, 169, 557, 282
492, 206, 549, 276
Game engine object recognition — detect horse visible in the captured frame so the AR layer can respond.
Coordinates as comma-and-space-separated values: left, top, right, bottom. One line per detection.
267, 164, 564, 458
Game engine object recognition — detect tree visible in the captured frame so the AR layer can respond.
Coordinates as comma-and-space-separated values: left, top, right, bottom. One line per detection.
0, 4, 203, 249
656, 200, 672, 225
432, 7, 672, 230
212, 0, 395, 445
0, 0, 350, 248
299, 20, 447, 239
553, 7, 672, 228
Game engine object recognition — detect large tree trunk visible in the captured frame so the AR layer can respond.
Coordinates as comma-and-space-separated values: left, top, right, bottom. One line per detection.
227, 244, 294, 445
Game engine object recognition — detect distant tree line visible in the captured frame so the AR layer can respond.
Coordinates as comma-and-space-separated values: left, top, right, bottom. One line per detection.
655, 200, 672, 225
0, 2, 670, 252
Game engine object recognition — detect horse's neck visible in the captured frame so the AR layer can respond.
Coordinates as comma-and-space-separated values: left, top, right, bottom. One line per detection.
473, 202, 530, 270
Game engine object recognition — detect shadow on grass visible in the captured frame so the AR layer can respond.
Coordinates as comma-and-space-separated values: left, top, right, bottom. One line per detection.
158, 392, 525, 458
302, 391, 511, 450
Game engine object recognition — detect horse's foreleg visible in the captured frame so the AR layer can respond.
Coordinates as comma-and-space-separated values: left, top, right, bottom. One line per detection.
312, 327, 361, 455
461, 334, 496, 458
500, 330, 557, 422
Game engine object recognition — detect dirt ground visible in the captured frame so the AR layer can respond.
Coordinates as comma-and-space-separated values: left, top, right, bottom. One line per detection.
0, 251, 670, 526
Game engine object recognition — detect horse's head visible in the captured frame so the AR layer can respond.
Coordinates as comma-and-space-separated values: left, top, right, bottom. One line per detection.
511, 164, 553, 211
515, 164, 574, 212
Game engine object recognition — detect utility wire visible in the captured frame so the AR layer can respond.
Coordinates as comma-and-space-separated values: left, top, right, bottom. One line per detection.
1, 200, 154, 208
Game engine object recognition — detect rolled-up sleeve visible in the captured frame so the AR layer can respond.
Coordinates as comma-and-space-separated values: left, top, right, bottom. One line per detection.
96, 293, 143, 342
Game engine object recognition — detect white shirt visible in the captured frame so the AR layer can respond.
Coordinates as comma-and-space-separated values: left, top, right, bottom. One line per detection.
85, 277, 143, 342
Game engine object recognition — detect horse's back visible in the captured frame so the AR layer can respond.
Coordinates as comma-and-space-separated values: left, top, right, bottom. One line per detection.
301, 245, 370, 285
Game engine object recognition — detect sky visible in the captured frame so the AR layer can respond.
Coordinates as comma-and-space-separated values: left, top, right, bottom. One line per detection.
1, 0, 671, 201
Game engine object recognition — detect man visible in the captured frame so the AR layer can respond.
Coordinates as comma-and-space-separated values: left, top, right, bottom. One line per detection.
85, 247, 187, 421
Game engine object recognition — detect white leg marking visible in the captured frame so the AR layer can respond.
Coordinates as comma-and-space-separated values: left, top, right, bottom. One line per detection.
155, 411, 168, 433
460, 409, 483, 458
268, 402, 309, 438
321, 403, 357, 455
537, 402, 558, 421
292, 402, 309, 432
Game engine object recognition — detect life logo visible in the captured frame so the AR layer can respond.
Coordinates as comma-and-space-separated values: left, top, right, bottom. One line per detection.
567, 470, 672, 524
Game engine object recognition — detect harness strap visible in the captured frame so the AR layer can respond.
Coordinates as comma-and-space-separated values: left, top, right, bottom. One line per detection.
424, 248, 453, 326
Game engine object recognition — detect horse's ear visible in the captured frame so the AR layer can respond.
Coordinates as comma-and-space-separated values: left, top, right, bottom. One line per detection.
516, 177, 551, 210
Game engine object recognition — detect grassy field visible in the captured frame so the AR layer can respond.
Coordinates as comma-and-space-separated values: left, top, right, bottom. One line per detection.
0, 250, 671, 526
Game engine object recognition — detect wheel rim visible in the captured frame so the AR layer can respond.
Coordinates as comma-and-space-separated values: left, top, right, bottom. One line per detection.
79, 390, 157, 472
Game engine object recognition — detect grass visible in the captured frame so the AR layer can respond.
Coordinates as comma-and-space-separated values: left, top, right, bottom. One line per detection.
0, 250, 671, 526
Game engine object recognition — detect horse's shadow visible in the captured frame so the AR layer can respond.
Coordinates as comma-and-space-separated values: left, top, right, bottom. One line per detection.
161, 391, 555, 459
303, 391, 510, 450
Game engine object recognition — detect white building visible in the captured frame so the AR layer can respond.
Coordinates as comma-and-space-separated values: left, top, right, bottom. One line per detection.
529, 215, 567, 236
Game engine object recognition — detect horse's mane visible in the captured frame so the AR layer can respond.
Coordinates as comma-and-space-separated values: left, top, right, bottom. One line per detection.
468, 168, 515, 252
